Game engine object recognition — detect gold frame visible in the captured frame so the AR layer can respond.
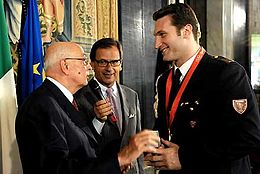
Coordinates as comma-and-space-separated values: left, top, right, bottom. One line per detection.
71, 0, 118, 52
39, 0, 118, 53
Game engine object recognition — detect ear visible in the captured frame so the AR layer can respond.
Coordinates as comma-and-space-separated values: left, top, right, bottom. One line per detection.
60, 60, 69, 75
183, 24, 193, 38
119, 64, 122, 71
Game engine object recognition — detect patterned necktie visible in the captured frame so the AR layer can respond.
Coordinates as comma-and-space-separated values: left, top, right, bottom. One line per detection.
106, 88, 121, 133
72, 99, 79, 111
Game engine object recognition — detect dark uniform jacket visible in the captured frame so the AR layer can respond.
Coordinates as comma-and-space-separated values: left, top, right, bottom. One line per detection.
74, 79, 144, 174
154, 52, 260, 174
15, 79, 121, 174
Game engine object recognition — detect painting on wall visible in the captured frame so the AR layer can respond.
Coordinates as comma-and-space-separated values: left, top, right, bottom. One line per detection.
39, 0, 118, 53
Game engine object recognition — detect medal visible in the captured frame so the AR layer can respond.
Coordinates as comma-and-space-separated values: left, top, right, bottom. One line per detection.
168, 128, 171, 141
165, 47, 205, 141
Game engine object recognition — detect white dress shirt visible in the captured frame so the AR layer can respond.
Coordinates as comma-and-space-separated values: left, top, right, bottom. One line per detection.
176, 47, 201, 82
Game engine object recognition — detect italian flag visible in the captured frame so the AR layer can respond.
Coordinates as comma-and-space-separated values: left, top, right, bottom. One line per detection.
0, 1, 22, 173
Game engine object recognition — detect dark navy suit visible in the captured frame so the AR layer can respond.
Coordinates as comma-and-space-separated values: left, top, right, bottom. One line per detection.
154, 53, 260, 174
16, 79, 121, 174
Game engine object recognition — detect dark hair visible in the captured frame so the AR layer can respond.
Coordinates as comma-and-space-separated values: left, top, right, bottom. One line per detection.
153, 3, 201, 42
90, 38, 123, 61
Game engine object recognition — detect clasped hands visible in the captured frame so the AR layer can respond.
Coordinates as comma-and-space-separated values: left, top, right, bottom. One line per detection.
144, 138, 182, 170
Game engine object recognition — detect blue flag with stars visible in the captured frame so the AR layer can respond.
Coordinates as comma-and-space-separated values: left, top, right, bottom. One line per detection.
18, 0, 44, 105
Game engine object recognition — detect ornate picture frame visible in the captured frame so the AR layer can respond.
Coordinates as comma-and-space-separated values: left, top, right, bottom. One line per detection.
40, 0, 118, 53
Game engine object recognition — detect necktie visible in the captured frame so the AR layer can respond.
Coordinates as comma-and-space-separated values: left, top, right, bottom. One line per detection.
173, 68, 182, 88
101, 89, 122, 152
168, 68, 182, 112
106, 88, 121, 133
72, 99, 79, 111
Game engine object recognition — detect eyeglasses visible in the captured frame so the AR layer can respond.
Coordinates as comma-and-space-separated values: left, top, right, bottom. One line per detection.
94, 59, 121, 67
64, 57, 89, 65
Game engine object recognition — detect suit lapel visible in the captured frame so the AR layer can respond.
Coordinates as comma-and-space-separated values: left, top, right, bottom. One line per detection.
117, 84, 130, 136
44, 79, 98, 144
75, 82, 121, 140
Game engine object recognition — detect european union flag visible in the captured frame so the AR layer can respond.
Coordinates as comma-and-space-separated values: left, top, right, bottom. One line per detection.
18, 0, 44, 105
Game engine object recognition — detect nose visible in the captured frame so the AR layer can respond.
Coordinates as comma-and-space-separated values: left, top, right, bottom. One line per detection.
85, 63, 93, 77
85, 62, 92, 71
88, 63, 92, 71
154, 37, 161, 49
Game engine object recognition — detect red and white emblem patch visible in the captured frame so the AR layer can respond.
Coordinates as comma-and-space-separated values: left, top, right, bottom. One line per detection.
232, 99, 247, 114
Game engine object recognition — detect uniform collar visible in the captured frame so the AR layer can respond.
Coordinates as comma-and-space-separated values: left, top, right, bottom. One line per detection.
175, 47, 201, 81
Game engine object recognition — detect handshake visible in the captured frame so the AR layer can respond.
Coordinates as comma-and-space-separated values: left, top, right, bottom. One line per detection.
117, 130, 181, 173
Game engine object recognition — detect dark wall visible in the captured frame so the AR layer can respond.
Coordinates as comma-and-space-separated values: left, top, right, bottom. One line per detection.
120, 0, 162, 129
186, 0, 207, 48
233, 0, 249, 73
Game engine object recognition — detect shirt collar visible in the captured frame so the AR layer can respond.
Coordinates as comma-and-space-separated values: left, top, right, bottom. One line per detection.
47, 77, 74, 103
176, 47, 201, 81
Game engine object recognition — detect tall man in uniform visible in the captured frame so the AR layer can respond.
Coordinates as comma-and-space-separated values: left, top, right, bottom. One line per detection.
145, 3, 260, 174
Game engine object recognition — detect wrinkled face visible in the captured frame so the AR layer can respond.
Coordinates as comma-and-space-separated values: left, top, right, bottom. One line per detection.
91, 46, 122, 88
154, 15, 186, 62
64, 47, 92, 89
67, 57, 91, 87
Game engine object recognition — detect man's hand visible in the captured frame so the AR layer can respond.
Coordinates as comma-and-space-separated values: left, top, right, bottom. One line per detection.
121, 164, 132, 174
144, 138, 181, 170
93, 99, 112, 122
117, 130, 160, 169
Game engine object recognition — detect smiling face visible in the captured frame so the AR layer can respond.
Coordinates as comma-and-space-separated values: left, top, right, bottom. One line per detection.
154, 15, 187, 62
91, 46, 122, 88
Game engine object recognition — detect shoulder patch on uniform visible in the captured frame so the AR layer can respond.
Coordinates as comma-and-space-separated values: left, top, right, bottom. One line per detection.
216, 56, 234, 64
232, 99, 247, 114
